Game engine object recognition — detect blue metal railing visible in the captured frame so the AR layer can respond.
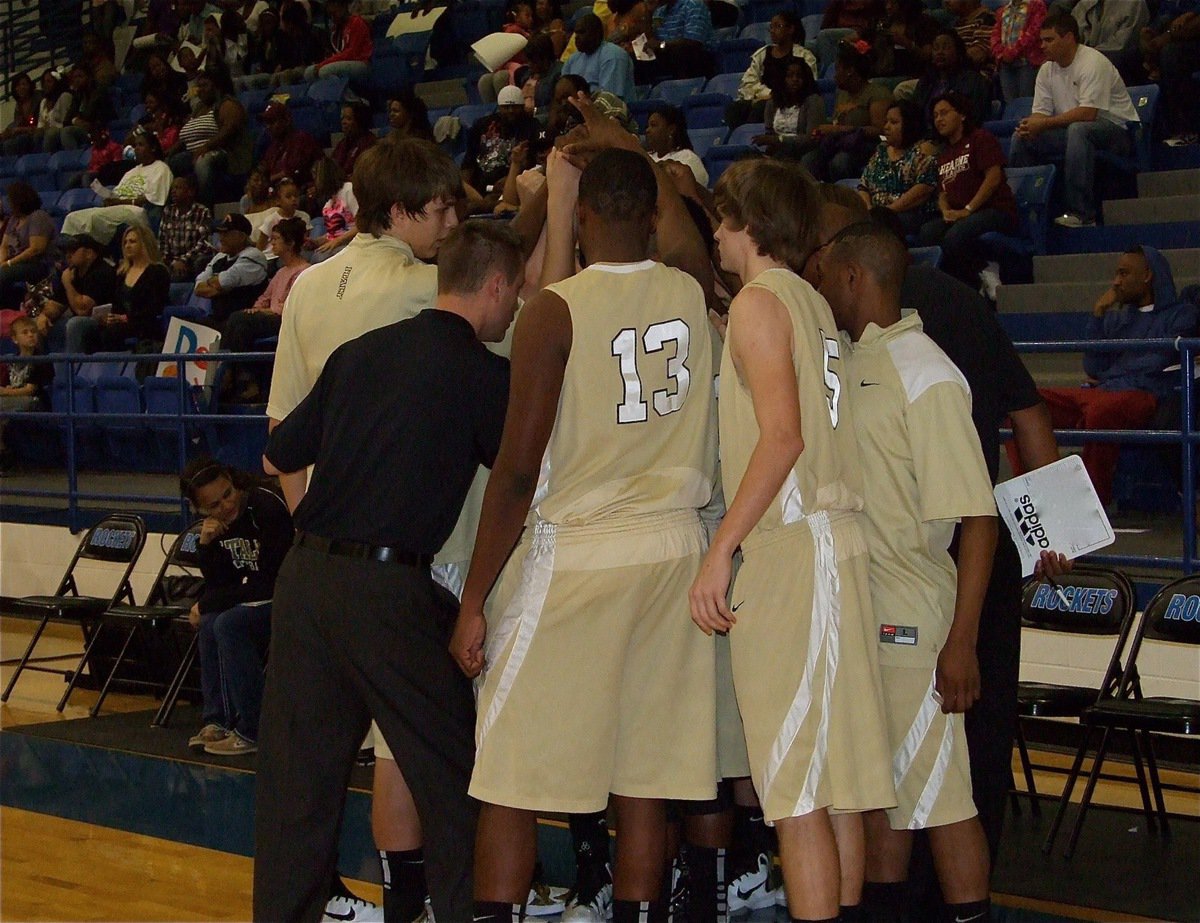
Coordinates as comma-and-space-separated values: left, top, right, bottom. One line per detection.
2, 340, 1199, 574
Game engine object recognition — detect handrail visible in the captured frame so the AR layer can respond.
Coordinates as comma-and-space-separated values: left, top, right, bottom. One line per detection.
3, 339, 1199, 575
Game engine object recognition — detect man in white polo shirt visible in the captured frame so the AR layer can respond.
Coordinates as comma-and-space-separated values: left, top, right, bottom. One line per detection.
1009, 9, 1139, 228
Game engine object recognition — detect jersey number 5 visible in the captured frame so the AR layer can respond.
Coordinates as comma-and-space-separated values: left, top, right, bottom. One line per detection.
611, 319, 692, 424
822, 333, 841, 428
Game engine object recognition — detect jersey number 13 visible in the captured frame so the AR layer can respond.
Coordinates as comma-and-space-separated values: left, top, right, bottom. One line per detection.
611, 319, 691, 424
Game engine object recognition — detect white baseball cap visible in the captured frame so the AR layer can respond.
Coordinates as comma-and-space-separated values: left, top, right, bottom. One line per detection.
497, 85, 524, 106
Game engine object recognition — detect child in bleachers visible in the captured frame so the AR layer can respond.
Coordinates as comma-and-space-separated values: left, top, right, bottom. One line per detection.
159, 174, 215, 282
478, 0, 536, 103
253, 178, 312, 261
306, 158, 357, 259
0, 316, 52, 462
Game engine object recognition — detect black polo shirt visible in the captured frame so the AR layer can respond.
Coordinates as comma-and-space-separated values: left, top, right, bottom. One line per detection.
265, 309, 510, 552
904, 264, 1041, 484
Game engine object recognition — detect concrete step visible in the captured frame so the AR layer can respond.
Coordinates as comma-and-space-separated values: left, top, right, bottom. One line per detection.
1021, 352, 1082, 389
1034, 248, 1200, 284
1139, 169, 1200, 198
999, 277, 1200, 315
1048, 221, 1200, 255
1103, 194, 1200, 226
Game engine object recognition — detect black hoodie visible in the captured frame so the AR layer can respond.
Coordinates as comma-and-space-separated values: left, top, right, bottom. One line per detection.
196, 486, 294, 615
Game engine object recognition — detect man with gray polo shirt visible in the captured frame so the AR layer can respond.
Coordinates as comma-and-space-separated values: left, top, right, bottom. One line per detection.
1009, 9, 1139, 229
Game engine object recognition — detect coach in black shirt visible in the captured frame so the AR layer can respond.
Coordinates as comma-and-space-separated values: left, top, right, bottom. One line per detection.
255, 220, 523, 923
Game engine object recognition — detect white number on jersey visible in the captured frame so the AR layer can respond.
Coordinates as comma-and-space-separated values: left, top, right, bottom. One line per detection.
822, 333, 842, 428
611, 319, 692, 424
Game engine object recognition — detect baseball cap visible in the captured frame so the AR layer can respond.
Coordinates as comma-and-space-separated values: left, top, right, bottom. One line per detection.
497, 85, 524, 107
216, 213, 253, 235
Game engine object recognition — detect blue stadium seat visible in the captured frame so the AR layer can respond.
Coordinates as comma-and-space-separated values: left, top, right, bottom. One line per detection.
717, 38, 760, 75
453, 103, 496, 130
144, 376, 215, 469
908, 246, 942, 269
291, 107, 333, 147
706, 72, 742, 97
0, 155, 19, 175
651, 77, 706, 107
703, 143, 760, 185
239, 87, 272, 115
983, 95, 1033, 140
163, 292, 212, 329
307, 76, 350, 108
50, 377, 99, 467
801, 14, 823, 45
368, 30, 432, 98
48, 148, 90, 186
713, 26, 739, 42
274, 83, 314, 107
95, 375, 147, 470
16, 152, 52, 181
628, 99, 660, 133
1098, 84, 1159, 175
689, 126, 728, 159
727, 122, 765, 145
48, 187, 102, 218
168, 282, 193, 306
745, 0, 791, 24
980, 164, 1056, 258
739, 21, 771, 43
683, 92, 731, 129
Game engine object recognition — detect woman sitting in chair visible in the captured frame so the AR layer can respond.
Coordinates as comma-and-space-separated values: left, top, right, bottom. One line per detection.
182, 457, 293, 757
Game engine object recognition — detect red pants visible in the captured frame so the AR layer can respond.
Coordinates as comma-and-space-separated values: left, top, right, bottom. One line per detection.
1007, 387, 1158, 505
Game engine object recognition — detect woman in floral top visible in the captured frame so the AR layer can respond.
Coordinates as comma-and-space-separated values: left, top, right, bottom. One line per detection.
858, 100, 938, 235
990, 0, 1046, 102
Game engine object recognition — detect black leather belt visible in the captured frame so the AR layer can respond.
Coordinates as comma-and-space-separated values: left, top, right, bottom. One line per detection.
295, 531, 432, 568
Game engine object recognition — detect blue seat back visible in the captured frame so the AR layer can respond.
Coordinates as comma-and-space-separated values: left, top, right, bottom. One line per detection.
717, 38, 760, 75
908, 246, 942, 269
16, 152, 52, 178
683, 92, 731, 129
1005, 164, 1056, 255
703, 143, 760, 184
452, 103, 496, 131
727, 122, 765, 145
1125, 84, 1159, 172
307, 75, 350, 106
739, 20, 771, 42
690, 126, 728, 159
651, 77, 706, 107
706, 72, 742, 97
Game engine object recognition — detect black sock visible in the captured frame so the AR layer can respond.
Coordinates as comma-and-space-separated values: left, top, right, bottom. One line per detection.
942, 898, 990, 923
731, 804, 770, 868
569, 810, 611, 869
839, 903, 866, 922
681, 845, 727, 923
472, 900, 523, 922
379, 849, 425, 922
861, 881, 905, 923
613, 897, 668, 923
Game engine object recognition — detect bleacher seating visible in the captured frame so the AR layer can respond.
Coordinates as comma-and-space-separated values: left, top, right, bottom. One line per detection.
650, 78, 706, 107
705, 73, 742, 98
683, 93, 731, 129
689, 126, 728, 159
716, 38, 759, 75
727, 122, 765, 146
703, 144, 758, 185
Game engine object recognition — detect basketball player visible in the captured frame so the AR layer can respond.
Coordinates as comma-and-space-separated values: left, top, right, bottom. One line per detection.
688, 158, 895, 923
450, 138, 718, 923
817, 220, 997, 923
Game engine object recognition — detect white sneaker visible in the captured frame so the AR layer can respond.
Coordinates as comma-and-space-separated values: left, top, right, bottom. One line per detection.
561, 880, 614, 921
526, 881, 569, 916
979, 261, 1001, 301
1053, 213, 1096, 229
322, 895, 384, 922
726, 851, 780, 913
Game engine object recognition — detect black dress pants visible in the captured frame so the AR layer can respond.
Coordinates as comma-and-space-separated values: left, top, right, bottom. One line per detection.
252, 544, 478, 922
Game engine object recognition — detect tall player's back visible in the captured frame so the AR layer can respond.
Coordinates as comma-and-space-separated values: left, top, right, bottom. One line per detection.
537, 260, 716, 525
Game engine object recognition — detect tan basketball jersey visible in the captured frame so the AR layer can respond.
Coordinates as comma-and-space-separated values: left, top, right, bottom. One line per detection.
537, 260, 716, 525
845, 313, 996, 666
719, 268, 863, 538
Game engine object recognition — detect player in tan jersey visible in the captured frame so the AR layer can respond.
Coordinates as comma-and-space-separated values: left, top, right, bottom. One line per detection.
689, 158, 894, 923
817, 220, 996, 923
450, 126, 720, 923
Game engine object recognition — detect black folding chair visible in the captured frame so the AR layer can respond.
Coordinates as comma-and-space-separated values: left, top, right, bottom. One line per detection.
1046, 573, 1200, 858
1013, 566, 1138, 820
1, 513, 147, 711
89, 522, 205, 718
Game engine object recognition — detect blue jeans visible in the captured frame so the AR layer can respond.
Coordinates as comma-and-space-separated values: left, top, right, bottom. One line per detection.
1008, 119, 1131, 223
918, 207, 1016, 285
998, 62, 1037, 103
303, 60, 369, 84
198, 602, 272, 740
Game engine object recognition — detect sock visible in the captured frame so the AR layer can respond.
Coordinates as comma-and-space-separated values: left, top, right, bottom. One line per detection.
943, 898, 990, 923
731, 804, 771, 871
379, 849, 425, 922
682, 845, 727, 923
839, 903, 866, 922
569, 810, 611, 869
613, 897, 668, 923
471, 900, 523, 923
327, 871, 357, 901
861, 881, 905, 923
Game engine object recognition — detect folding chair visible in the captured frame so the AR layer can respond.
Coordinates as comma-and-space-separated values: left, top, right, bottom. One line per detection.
1013, 566, 1137, 819
92, 522, 205, 718
1, 514, 147, 711
1046, 573, 1200, 858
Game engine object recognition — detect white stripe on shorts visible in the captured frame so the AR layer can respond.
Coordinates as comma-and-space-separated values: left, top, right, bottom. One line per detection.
476, 521, 557, 748
909, 711, 956, 830
893, 671, 940, 786
760, 511, 836, 817
892, 670, 957, 828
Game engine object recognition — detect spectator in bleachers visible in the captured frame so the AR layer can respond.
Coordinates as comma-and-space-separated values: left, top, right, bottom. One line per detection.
0, 316, 51, 461
62, 224, 170, 356
874, 0, 940, 79
562, 12, 636, 100
753, 59, 826, 157
141, 89, 189, 153
605, 0, 652, 49
80, 33, 119, 90
991, 0, 1046, 103
1009, 10, 1138, 229
478, 0, 536, 103
307, 157, 358, 257
62, 129, 174, 244
462, 85, 542, 213
534, 0, 568, 57
912, 29, 992, 136
644, 103, 708, 185
857, 99, 938, 235
222, 216, 309, 401
1075, 0, 1148, 84
159, 174, 215, 281
0, 74, 39, 157
948, 0, 996, 76
239, 166, 275, 217
641, 0, 716, 80
233, 0, 270, 33
385, 90, 435, 142
195, 212, 269, 326
69, 124, 127, 191
240, 7, 281, 86
305, 0, 372, 83
726, 12, 818, 129
133, 0, 181, 55
271, 1, 327, 86
37, 234, 117, 351
802, 39, 892, 180
1011, 247, 1199, 505
34, 70, 72, 153
520, 32, 566, 112
918, 91, 1017, 286
822, 0, 884, 35
259, 101, 324, 189
254, 177, 312, 258
199, 12, 249, 78
44, 66, 115, 153
177, 67, 254, 204
178, 0, 222, 46
0, 183, 57, 310
141, 53, 184, 103
182, 456, 294, 757
331, 102, 377, 178
1142, 0, 1200, 145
